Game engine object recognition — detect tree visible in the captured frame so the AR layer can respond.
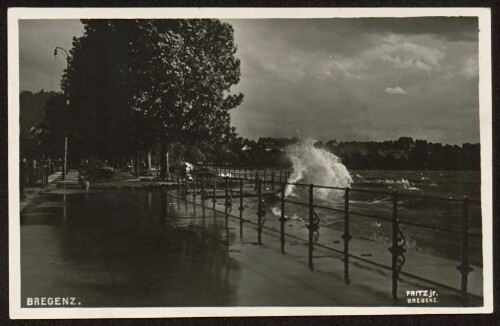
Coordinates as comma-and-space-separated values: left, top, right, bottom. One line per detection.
20, 90, 58, 139
62, 19, 243, 175
35, 93, 68, 158
184, 146, 206, 164
20, 90, 62, 160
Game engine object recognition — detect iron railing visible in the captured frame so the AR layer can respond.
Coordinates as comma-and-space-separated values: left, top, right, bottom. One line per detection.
173, 168, 481, 306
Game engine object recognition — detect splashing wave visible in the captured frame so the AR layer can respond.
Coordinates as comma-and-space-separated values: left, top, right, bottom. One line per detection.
284, 138, 352, 200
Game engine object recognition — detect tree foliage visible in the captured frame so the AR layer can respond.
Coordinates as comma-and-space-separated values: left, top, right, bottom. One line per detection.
60, 19, 243, 169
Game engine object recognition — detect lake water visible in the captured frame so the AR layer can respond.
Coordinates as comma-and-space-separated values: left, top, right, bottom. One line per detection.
242, 170, 482, 267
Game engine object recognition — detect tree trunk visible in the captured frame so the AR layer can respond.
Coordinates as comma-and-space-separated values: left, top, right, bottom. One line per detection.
160, 143, 167, 178
135, 152, 140, 174
147, 149, 152, 172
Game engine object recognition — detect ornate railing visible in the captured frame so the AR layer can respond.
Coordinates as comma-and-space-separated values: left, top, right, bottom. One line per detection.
173, 168, 481, 306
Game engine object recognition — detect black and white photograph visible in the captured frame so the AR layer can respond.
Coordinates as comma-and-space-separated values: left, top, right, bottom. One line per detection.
8, 7, 493, 318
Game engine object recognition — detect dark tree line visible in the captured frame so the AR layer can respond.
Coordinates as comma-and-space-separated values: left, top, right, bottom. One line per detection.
205, 136, 479, 170
320, 137, 479, 171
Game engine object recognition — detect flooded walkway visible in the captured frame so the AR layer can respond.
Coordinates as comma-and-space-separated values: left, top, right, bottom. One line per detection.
21, 188, 480, 307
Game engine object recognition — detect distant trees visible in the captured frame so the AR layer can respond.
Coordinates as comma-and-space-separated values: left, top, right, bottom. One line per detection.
328, 137, 480, 171
19, 90, 60, 159
190, 135, 476, 170
19, 90, 57, 139
55, 19, 243, 175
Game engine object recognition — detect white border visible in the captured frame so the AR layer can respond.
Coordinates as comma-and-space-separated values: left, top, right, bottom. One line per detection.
8, 7, 493, 319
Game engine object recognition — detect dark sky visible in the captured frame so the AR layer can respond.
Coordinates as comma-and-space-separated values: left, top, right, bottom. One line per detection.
19, 17, 480, 145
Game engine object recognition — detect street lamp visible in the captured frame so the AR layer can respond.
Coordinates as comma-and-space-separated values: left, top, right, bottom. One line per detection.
54, 47, 70, 181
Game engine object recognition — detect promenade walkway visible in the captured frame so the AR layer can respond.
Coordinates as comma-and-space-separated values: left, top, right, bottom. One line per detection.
20, 170, 79, 211
20, 187, 482, 307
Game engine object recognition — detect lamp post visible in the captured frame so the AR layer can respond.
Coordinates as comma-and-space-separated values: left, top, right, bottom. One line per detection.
54, 47, 69, 181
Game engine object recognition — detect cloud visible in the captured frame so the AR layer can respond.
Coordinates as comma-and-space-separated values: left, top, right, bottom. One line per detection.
330, 60, 365, 80
370, 35, 446, 72
460, 55, 479, 80
226, 18, 479, 144
384, 86, 407, 95
352, 17, 478, 42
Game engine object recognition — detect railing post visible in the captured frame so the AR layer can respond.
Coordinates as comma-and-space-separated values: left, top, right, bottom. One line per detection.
457, 196, 472, 306
193, 177, 197, 203
40, 167, 45, 187
388, 190, 406, 300
257, 179, 263, 244
212, 175, 217, 209
263, 169, 267, 188
341, 187, 352, 283
280, 182, 286, 253
239, 179, 244, 238
279, 170, 282, 183
239, 179, 244, 217
202, 193, 206, 224
271, 171, 275, 190
201, 173, 205, 203
308, 184, 314, 269
224, 178, 229, 207
163, 184, 169, 219
391, 191, 398, 300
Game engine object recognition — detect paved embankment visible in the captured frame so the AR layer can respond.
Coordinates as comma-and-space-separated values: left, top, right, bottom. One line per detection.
20, 188, 482, 307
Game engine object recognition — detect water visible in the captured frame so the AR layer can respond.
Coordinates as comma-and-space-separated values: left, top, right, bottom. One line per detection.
267, 140, 482, 267
285, 138, 352, 199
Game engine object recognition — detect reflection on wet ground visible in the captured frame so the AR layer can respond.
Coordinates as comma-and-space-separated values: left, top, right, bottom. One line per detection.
21, 189, 480, 307
22, 190, 239, 307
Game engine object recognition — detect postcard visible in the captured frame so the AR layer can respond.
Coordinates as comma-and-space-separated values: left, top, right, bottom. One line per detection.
8, 7, 493, 318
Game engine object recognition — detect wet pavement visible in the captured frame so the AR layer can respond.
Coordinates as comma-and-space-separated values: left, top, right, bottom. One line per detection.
21, 188, 482, 307
20, 171, 68, 211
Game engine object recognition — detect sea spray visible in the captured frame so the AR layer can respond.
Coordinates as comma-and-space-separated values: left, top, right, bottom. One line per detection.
284, 138, 352, 200
271, 206, 303, 222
